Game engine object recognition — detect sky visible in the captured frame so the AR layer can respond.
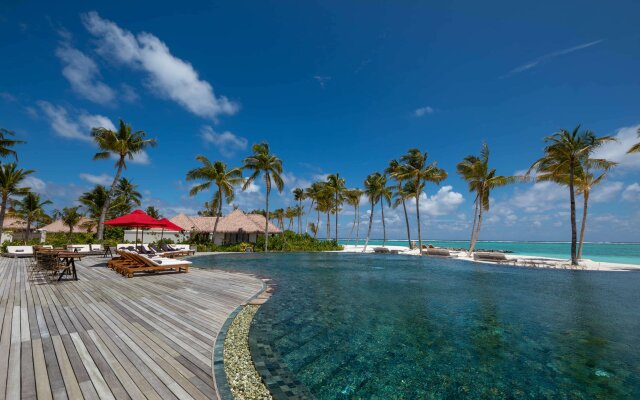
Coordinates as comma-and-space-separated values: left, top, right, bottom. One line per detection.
1, 0, 639, 242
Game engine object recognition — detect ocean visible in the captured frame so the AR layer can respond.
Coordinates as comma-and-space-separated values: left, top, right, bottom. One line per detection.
338, 239, 640, 265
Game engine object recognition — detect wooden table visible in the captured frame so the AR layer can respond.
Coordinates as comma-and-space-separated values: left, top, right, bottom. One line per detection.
57, 252, 83, 281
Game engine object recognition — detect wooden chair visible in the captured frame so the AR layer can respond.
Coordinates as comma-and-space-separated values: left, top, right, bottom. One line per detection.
118, 252, 190, 278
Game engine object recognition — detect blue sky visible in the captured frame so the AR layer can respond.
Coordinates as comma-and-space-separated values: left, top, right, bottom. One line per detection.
1, 0, 640, 241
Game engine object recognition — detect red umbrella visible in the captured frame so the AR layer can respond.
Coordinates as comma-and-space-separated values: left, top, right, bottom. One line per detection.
156, 218, 185, 242
104, 210, 166, 245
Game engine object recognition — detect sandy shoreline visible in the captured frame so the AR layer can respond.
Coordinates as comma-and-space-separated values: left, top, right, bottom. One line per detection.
338, 245, 640, 272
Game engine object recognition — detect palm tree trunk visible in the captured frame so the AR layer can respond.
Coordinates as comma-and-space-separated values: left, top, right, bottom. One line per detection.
578, 190, 589, 259
381, 201, 387, 247
469, 207, 483, 253
468, 200, 478, 253
326, 212, 330, 240
349, 205, 357, 243
335, 191, 339, 242
401, 198, 411, 249
306, 200, 314, 234
569, 163, 577, 265
25, 218, 32, 244
212, 187, 222, 245
298, 200, 302, 234
356, 204, 360, 246
363, 201, 375, 252
416, 186, 423, 256
264, 182, 271, 252
97, 157, 124, 240
0, 195, 8, 240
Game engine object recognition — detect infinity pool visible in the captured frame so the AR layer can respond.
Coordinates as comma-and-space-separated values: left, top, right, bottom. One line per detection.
192, 253, 640, 399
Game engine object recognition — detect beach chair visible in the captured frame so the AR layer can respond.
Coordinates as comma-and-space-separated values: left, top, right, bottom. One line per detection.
5, 245, 34, 258
373, 247, 390, 254
423, 248, 452, 257
473, 252, 516, 264
118, 252, 191, 278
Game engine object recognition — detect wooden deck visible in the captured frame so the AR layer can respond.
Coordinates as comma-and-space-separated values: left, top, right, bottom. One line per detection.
0, 255, 264, 399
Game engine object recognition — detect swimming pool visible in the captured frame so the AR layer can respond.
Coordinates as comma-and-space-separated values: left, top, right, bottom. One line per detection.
192, 253, 640, 399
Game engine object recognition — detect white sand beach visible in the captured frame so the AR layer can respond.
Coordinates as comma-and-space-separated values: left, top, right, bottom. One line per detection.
339, 245, 640, 272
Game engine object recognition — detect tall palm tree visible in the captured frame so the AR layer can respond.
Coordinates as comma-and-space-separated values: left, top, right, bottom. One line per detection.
345, 188, 363, 245
293, 188, 306, 234
13, 192, 51, 243
0, 163, 33, 239
92, 119, 156, 239
55, 206, 83, 234
627, 128, 640, 154
378, 175, 392, 247
457, 144, 519, 253
112, 177, 142, 215
529, 126, 614, 265
309, 222, 319, 239
316, 192, 333, 240
362, 172, 384, 252
392, 181, 417, 248
387, 159, 412, 248
242, 142, 284, 252
305, 182, 325, 234
326, 174, 346, 241
285, 207, 296, 230
0, 128, 25, 160
395, 149, 447, 255
79, 185, 112, 220
187, 157, 243, 243
145, 206, 162, 219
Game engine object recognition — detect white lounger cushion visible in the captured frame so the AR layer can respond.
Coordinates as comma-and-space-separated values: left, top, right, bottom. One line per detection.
7, 246, 33, 254
141, 255, 191, 266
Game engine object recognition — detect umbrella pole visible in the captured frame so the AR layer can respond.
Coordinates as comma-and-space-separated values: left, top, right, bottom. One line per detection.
135, 227, 139, 247
160, 228, 164, 242
142, 228, 144, 245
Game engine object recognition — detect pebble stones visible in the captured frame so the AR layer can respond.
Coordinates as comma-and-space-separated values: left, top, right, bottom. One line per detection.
224, 305, 273, 400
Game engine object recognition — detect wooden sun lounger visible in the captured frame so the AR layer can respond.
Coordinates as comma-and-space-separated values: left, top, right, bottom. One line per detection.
116, 251, 190, 278
422, 248, 452, 257
473, 252, 517, 264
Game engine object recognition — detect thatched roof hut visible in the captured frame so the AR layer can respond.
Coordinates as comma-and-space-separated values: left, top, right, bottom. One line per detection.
169, 210, 280, 234
38, 217, 96, 233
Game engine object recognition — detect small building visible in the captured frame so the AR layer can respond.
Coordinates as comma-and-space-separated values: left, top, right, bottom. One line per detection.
38, 217, 96, 233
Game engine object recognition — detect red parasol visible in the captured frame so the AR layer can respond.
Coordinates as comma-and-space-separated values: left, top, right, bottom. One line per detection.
157, 218, 184, 231
104, 210, 166, 245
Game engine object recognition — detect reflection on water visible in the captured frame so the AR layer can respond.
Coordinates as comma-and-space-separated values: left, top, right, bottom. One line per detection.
192, 253, 640, 399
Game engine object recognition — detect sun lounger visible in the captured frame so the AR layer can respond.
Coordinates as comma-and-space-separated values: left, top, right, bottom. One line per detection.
5, 245, 34, 258
423, 248, 452, 257
373, 247, 390, 254
115, 251, 190, 278
473, 252, 516, 264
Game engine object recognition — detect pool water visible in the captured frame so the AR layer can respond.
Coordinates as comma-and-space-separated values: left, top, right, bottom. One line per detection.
192, 253, 640, 399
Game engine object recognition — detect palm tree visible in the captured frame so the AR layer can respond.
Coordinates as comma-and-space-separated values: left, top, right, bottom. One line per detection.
392, 181, 417, 248
285, 207, 296, 230
91, 119, 156, 239
55, 206, 83, 234
387, 159, 412, 248
187, 157, 243, 243
457, 144, 519, 253
529, 126, 614, 265
305, 182, 325, 235
145, 206, 162, 219
362, 172, 384, 252
326, 173, 346, 241
0, 128, 25, 160
316, 193, 333, 240
0, 163, 33, 239
79, 185, 112, 220
309, 222, 319, 239
378, 175, 392, 247
344, 188, 363, 245
293, 188, 306, 234
395, 149, 447, 255
112, 177, 142, 215
627, 128, 640, 154
13, 192, 51, 243
242, 142, 284, 252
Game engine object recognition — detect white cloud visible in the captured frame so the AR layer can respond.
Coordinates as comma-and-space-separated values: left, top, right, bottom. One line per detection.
56, 44, 115, 104
82, 11, 238, 119
313, 76, 331, 88
38, 101, 114, 142
590, 181, 623, 203
592, 124, 640, 170
241, 181, 261, 194
23, 176, 46, 193
312, 173, 329, 181
414, 106, 434, 117
200, 126, 248, 157
511, 181, 566, 212
415, 185, 464, 216
505, 39, 603, 76
622, 183, 640, 202
79, 173, 113, 186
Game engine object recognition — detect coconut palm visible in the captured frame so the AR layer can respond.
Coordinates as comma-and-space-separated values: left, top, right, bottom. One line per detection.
387, 159, 413, 248
242, 142, 284, 252
309, 222, 319, 239
305, 182, 325, 235
13, 192, 51, 243
457, 144, 519, 253
293, 188, 306, 234
55, 206, 83, 234
395, 149, 447, 255
392, 181, 417, 248
378, 175, 392, 247
145, 206, 162, 219
316, 192, 333, 240
0, 163, 33, 239
112, 177, 142, 215
91, 119, 156, 239
79, 185, 112, 220
187, 157, 243, 243
362, 172, 385, 252
285, 207, 296, 230
326, 173, 346, 241
627, 128, 640, 154
0, 128, 25, 160
344, 188, 363, 245
529, 126, 614, 265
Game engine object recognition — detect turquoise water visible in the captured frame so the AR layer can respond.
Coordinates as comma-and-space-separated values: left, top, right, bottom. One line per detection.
194, 253, 640, 399
340, 239, 640, 265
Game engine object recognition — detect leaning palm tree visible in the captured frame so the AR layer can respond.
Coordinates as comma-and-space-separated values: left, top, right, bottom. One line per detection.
395, 149, 447, 254
344, 188, 363, 245
13, 192, 51, 243
378, 175, 392, 247
292, 188, 306, 234
187, 157, 243, 243
528, 126, 614, 265
242, 142, 284, 252
457, 144, 519, 253
627, 127, 640, 154
91, 119, 156, 239
326, 174, 346, 241
0, 128, 25, 160
387, 159, 412, 248
0, 163, 33, 239
309, 222, 319, 239
362, 172, 384, 252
